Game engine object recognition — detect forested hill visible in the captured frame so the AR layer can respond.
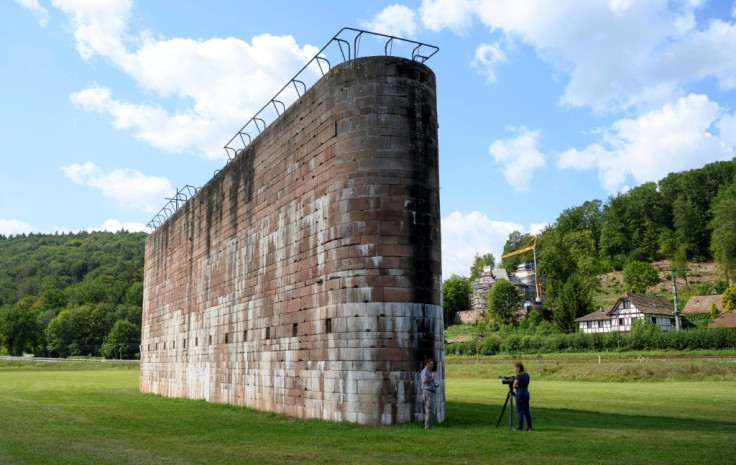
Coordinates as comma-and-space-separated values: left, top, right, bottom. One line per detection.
498, 157, 736, 332
0, 231, 146, 357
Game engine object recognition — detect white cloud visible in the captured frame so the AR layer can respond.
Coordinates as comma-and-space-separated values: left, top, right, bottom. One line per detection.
59, 160, 98, 184
488, 126, 546, 190
70, 86, 224, 155
361, 4, 419, 38
558, 94, 734, 193
51, 0, 132, 61
15, 0, 49, 26
45, 2, 318, 159
529, 222, 548, 235
61, 162, 174, 212
442, 211, 525, 277
471, 0, 736, 112
471, 41, 507, 82
718, 112, 736, 151
92, 219, 148, 233
420, 0, 477, 34
0, 219, 35, 236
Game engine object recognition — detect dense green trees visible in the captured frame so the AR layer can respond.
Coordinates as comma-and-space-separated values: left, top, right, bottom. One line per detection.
501, 231, 533, 272
442, 275, 472, 325
486, 279, 521, 327
623, 261, 660, 293
553, 274, 594, 333
469, 253, 495, 282
0, 302, 39, 356
710, 182, 736, 283
0, 232, 145, 358
723, 286, 736, 311
101, 319, 141, 359
489, 158, 736, 335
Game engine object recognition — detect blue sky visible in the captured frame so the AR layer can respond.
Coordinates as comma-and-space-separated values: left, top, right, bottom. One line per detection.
2, 1, 736, 278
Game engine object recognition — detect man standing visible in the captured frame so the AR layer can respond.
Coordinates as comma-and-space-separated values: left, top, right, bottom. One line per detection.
421, 359, 437, 429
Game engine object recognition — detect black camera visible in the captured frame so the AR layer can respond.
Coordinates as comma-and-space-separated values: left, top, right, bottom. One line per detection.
499, 375, 514, 386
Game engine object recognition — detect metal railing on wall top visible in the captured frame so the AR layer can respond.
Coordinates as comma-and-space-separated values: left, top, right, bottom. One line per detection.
147, 27, 439, 231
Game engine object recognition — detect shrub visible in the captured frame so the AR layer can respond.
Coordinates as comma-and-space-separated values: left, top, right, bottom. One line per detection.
445, 327, 736, 355
479, 336, 501, 355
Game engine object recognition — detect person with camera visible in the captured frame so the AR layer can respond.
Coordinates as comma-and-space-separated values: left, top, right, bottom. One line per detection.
421, 359, 438, 429
512, 362, 532, 431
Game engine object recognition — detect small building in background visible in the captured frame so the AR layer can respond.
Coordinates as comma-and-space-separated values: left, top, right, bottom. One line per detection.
709, 310, 736, 328
682, 295, 723, 316
576, 293, 675, 333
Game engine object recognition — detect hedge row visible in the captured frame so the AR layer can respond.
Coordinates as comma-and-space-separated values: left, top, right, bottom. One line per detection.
445, 327, 736, 355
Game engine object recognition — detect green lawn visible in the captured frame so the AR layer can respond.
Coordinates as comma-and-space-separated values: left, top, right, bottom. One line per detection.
0, 359, 734, 464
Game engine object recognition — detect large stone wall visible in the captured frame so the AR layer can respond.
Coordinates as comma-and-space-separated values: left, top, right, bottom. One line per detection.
140, 56, 443, 426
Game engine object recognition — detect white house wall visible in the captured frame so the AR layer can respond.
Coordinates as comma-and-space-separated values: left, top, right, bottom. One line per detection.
578, 301, 675, 333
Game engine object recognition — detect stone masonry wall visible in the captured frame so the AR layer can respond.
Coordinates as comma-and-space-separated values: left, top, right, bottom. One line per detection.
140, 56, 444, 426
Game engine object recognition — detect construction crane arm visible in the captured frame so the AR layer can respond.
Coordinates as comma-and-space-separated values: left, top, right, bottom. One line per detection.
501, 236, 537, 259
501, 244, 535, 259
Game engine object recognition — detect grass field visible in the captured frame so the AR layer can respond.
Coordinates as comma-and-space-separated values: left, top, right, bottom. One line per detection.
0, 358, 734, 464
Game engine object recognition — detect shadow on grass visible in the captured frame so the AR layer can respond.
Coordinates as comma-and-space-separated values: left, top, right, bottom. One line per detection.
443, 400, 736, 433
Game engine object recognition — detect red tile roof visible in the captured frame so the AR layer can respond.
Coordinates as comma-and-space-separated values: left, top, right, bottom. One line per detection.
576, 293, 674, 322
708, 310, 736, 328
682, 295, 723, 315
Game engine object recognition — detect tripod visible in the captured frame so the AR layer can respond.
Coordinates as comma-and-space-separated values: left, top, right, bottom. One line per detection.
495, 383, 515, 429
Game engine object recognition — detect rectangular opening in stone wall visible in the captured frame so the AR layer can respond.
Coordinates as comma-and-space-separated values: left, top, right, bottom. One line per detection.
225, 333, 229, 344
209, 335, 212, 345
183, 339, 186, 349
265, 327, 270, 340
195, 337, 198, 347
325, 318, 332, 333
243, 330, 247, 342
292, 323, 298, 337
148, 344, 151, 351
163, 342, 166, 350
172, 341, 176, 349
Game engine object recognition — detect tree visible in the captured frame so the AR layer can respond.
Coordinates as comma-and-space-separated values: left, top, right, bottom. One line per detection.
672, 244, 689, 286
710, 182, 736, 284
501, 231, 532, 273
723, 285, 736, 311
469, 253, 495, 282
673, 195, 707, 260
556, 200, 603, 249
553, 273, 593, 333
536, 227, 575, 309
45, 306, 94, 357
709, 302, 721, 320
623, 261, 659, 293
125, 281, 144, 307
442, 275, 471, 325
486, 279, 521, 327
0, 304, 39, 356
101, 319, 140, 359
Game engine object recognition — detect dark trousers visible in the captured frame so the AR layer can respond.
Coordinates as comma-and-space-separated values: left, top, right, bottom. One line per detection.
515, 390, 532, 430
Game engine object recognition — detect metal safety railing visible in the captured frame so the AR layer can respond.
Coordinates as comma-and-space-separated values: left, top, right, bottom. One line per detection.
146, 185, 199, 230
222, 27, 439, 160
147, 27, 439, 231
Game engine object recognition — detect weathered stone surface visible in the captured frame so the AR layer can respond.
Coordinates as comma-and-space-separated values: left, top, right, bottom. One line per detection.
140, 56, 444, 426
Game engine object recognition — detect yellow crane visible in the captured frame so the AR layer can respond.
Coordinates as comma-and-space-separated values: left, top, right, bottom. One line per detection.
501, 235, 542, 303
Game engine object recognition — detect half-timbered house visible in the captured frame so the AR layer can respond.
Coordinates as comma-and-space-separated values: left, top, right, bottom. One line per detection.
576, 293, 675, 334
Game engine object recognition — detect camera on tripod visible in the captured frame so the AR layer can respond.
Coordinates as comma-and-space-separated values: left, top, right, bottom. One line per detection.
499, 375, 514, 386
496, 375, 516, 429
